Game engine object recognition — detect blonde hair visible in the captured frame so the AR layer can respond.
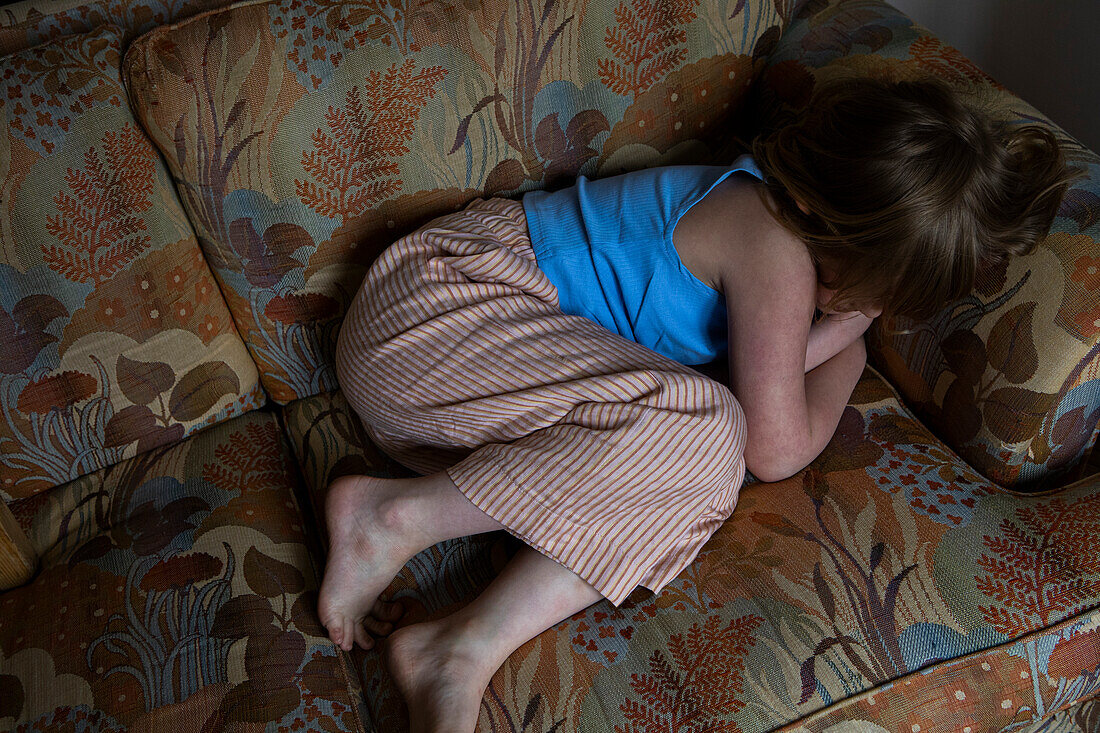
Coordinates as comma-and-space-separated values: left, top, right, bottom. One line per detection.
749, 75, 1084, 322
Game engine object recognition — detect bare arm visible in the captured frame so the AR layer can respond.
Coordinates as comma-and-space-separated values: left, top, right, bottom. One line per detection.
723, 239, 866, 482
805, 311, 874, 372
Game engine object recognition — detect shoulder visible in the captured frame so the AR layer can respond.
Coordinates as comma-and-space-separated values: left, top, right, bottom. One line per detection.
710, 180, 817, 302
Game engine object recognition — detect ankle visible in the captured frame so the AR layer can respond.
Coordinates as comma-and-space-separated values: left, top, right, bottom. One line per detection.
437, 611, 514, 669
393, 471, 506, 548
371, 480, 436, 553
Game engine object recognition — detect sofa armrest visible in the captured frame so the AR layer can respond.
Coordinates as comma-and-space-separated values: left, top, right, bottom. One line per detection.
0, 501, 35, 589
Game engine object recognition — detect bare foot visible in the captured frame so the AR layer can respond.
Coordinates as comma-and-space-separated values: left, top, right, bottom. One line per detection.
318, 474, 421, 651
385, 618, 503, 733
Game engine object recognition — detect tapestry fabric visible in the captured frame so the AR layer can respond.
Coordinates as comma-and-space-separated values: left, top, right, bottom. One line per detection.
118, 0, 1100, 492
0, 22, 263, 500
0, 409, 364, 731
1018, 695, 1100, 732
0, 0, 232, 55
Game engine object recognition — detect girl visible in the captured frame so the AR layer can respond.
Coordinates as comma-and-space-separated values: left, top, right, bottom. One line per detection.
319, 75, 1078, 732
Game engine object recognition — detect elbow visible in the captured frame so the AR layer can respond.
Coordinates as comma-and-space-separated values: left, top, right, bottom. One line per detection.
743, 444, 805, 483
746, 460, 801, 484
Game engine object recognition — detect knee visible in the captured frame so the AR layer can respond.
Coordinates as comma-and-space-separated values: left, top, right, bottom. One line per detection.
698, 378, 746, 461
658, 373, 745, 464
333, 321, 358, 394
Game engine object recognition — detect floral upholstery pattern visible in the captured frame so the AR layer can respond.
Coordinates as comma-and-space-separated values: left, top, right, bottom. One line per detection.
0, 0, 1097, 729
0, 23, 264, 500
1019, 696, 1100, 733
748, 0, 1100, 491
121, 0, 790, 403
0, 0, 229, 55
280, 371, 1100, 731
0, 409, 363, 731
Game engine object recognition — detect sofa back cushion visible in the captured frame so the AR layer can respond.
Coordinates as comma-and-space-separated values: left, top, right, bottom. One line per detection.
0, 23, 264, 501
750, 0, 1100, 490
0, 0, 233, 55
121, 0, 791, 403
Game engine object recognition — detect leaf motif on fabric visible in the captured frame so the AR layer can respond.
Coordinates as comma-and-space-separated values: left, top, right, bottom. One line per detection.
976, 493, 1100, 636
290, 589, 327, 637
123, 496, 210, 557
986, 302, 1039, 384
41, 122, 155, 283
940, 328, 987, 386
104, 404, 158, 446
868, 410, 926, 447
11, 293, 66, 334
226, 218, 301, 289
1, 297, 62, 375
245, 628, 307, 684
299, 651, 347, 700
243, 546, 305, 598
598, 0, 698, 99
1049, 405, 1100, 470
210, 593, 276, 639
751, 511, 806, 538
941, 378, 982, 445
215, 678, 301, 726
909, 35, 1002, 88
297, 59, 446, 222
983, 387, 1058, 444
168, 360, 241, 422
812, 561, 837, 619
116, 354, 175, 406
818, 406, 884, 473
617, 614, 763, 731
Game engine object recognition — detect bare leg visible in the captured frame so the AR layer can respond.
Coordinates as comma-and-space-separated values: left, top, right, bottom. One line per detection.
318, 470, 510, 651
385, 543, 603, 733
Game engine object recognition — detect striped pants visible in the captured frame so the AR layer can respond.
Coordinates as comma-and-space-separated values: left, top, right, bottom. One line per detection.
335, 197, 746, 606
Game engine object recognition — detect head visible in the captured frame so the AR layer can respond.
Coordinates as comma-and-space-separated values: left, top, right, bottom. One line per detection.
750, 75, 1084, 323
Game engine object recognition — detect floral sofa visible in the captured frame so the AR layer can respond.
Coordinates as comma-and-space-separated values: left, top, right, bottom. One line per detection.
1, 0, 1099, 730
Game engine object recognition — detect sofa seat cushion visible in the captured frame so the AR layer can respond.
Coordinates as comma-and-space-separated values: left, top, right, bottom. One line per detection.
749, 0, 1100, 492
282, 373, 1100, 731
1020, 696, 1100, 733
0, 408, 366, 732
0, 23, 264, 501
122, 0, 787, 404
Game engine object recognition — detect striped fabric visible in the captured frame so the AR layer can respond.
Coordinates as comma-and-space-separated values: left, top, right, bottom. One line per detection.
334, 197, 747, 606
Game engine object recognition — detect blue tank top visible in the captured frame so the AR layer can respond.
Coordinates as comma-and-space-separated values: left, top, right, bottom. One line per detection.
522, 153, 763, 365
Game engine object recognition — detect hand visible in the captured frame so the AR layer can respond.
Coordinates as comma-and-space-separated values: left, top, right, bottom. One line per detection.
816, 300, 882, 321
806, 310, 875, 373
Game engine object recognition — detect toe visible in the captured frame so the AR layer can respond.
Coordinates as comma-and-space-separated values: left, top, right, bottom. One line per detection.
342, 618, 354, 652
326, 616, 344, 648
375, 599, 405, 621
354, 621, 374, 651
363, 614, 394, 636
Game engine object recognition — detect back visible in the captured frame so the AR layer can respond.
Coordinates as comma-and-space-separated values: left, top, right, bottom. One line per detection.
522, 154, 764, 365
